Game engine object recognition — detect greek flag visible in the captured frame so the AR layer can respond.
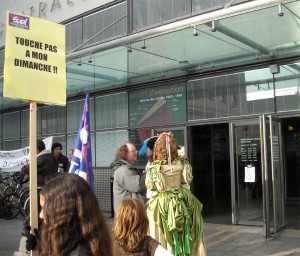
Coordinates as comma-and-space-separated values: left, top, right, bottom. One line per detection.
69, 93, 94, 190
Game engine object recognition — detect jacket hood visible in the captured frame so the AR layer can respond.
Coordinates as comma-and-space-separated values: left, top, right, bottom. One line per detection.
110, 159, 130, 170
37, 149, 51, 157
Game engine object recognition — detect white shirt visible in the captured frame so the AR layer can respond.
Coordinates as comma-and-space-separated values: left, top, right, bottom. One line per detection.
154, 245, 174, 256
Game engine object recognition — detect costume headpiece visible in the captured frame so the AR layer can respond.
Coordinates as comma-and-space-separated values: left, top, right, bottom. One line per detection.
138, 136, 159, 157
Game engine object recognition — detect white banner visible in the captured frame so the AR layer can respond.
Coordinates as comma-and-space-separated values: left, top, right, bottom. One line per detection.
0, 136, 53, 172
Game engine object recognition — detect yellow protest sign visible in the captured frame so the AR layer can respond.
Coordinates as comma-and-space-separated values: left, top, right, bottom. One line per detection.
3, 12, 66, 105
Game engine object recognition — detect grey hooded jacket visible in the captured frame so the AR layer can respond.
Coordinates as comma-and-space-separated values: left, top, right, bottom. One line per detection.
110, 159, 146, 212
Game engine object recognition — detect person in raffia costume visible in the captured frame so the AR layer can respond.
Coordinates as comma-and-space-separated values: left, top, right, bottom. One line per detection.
140, 132, 206, 256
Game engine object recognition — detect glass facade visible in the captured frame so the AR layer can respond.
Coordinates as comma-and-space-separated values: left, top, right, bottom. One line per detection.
132, 0, 244, 31
1, 61, 300, 159
3, 111, 20, 139
132, 0, 191, 31
187, 67, 276, 120
83, 3, 127, 48
41, 105, 66, 135
21, 109, 42, 137
275, 63, 300, 112
2, 1, 300, 108
66, 2, 127, 53
95, 93, 128, 129
1, 0, 300, 169
95, 130, 128, 167
67, 98, 95, 133
62, 0, 300, 102
65, 19, 83, 54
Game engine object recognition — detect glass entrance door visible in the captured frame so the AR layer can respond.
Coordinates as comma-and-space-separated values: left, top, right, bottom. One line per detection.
260, 115, 285, 237
230, 116, 285, 236
230, 121, 263, 226
192, 124, 231, 224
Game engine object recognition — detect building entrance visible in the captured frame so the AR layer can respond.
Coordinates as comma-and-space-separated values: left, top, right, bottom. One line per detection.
191, 116, 300, 236
282, 117, 300, 230
191, 124, 232, 224
229, 121, 264, 227
230, 116, 285, 237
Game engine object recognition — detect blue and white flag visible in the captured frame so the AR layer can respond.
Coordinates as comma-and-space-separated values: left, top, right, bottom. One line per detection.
69, 93, 94, 190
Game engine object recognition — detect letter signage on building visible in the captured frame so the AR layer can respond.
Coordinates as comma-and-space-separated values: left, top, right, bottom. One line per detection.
129, 83, 186, 126
3, 12, 66, 105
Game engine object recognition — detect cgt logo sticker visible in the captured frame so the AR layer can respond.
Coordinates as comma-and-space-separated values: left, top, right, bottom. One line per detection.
9, 13, 30, 30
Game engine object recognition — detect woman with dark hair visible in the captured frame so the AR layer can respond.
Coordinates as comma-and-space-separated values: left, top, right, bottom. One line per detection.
113, 198, 173, 256
145, 132, 206, 256
37, 173, 113, 256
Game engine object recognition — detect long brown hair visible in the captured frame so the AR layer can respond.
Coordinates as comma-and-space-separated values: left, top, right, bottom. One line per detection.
153, 132, 178, 161
113, 198, 149, 253
39, 173, 113, 256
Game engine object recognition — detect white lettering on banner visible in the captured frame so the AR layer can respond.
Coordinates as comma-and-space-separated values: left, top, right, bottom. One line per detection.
0, 136, 53, 172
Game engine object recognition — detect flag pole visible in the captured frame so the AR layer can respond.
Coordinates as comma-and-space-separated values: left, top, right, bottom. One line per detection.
29, 102, 39, 256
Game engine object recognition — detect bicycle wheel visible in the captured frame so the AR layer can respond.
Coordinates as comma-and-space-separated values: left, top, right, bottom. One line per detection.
4, 186, 14, 195
1, 193, 20, 219
24, 197, 30, 216
19, 189, 30, 216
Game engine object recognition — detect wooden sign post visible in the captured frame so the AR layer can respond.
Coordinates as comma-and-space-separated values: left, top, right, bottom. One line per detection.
3, 12, 66, 256
29, 102, 38, 256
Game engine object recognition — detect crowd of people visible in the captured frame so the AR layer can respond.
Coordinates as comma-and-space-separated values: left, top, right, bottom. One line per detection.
15, 132, 206, 256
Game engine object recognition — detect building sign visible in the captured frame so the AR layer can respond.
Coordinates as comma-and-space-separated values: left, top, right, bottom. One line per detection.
0, 0, 113, 47
240, 137, 260, 162
129, 83, 186, 127
3, 12, 66, 105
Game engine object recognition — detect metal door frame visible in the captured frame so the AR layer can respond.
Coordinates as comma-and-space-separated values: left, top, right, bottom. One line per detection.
229, 119, 263, 226
229, 122, 237, 224
229, 116, 285, 236
260, 114, 286, 237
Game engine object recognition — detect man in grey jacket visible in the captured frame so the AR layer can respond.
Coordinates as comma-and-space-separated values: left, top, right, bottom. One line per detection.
110, 142, 146, 212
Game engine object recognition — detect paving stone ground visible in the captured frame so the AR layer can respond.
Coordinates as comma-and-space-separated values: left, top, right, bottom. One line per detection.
1, 214, 300, 256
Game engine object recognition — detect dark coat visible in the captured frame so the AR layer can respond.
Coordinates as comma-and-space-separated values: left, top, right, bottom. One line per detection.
67, 242, 91, 256
22, 150, 55, 186
113, 236, 160, 256
53, 153, 69, 173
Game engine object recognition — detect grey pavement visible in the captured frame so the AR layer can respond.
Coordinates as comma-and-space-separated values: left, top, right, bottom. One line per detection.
1, 214, 300, 256
204, 223, 300, 256
0, 215, 24, 256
